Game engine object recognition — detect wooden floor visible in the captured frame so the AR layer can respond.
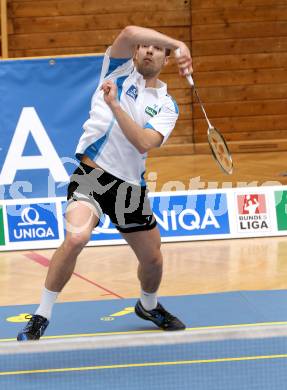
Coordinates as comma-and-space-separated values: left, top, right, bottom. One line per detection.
1, 151, 287, 307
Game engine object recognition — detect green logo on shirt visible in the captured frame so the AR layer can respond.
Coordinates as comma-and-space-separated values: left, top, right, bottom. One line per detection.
145, 106, 157, 117
0, 206, 5, 245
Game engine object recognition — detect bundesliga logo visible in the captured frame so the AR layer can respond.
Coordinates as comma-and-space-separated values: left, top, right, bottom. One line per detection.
236, 194, 270, 232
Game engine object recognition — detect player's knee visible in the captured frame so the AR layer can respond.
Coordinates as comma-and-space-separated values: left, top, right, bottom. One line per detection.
146, 250, 163, 268
64, 232, 90, 252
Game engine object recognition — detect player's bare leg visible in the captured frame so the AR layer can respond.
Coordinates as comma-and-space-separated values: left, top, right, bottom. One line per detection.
121, 227, 185, 331
45, 201, 99, 292
17, 200, 99, 341
122, 227, 163, 293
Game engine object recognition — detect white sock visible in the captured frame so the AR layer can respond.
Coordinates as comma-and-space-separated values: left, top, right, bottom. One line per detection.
35, 287, 59, 320
140, 289, 158, 311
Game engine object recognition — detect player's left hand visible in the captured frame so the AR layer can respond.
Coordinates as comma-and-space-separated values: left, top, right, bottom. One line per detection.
101, 80, 119, 109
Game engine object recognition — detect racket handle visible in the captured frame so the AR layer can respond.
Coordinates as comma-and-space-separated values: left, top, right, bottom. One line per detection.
186, 74, 194, 87
174, 48, 194, 87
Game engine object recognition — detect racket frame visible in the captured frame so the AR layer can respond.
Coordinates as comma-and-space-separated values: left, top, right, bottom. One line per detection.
207, 126, 233, 175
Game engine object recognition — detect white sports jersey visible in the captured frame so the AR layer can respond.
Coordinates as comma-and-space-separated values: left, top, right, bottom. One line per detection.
76, 47, 179, 186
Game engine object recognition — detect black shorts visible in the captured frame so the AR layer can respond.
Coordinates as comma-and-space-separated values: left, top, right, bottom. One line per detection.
67, 162, 157, 233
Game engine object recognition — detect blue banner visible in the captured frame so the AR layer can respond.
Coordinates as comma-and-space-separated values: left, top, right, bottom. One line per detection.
0, 56, 103, 200
152, 193, 230, 236
85, 193, 229, 242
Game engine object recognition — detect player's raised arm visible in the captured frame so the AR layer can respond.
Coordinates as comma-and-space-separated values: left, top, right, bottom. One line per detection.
110, 26, 192, 75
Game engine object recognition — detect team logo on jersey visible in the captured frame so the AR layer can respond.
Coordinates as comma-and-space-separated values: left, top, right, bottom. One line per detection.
145, 106, 158, 117
126, 85, 138, 101
236, 194, 270, 233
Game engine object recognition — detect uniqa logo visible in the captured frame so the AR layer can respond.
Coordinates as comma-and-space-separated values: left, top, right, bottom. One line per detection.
155, 209, 220, 231
13, 207, 55, 239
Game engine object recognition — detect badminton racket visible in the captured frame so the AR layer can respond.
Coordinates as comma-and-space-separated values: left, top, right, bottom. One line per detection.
175, 48, 233, 175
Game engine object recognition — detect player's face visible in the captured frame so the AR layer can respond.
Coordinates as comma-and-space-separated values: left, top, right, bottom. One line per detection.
135, 45, 168, 79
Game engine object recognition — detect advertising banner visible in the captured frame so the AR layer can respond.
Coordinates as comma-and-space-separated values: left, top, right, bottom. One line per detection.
0, 56, 103, 200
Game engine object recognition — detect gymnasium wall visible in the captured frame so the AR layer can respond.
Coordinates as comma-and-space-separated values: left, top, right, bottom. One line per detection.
5, 0, 287, 155
191, 0, 287, 154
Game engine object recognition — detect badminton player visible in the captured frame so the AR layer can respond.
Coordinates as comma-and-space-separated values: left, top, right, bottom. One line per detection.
18, 25, 192, 340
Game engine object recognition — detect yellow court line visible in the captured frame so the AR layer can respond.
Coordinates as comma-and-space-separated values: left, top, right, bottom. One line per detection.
1, 353, 287, 376
2, 321, 287, 342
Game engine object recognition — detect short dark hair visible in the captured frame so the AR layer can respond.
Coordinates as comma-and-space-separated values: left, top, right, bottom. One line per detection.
137, 44, 171, 57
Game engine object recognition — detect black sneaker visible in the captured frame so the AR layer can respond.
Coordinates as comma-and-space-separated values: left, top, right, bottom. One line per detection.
135, 300, 186, 331
17, 314, 49, 341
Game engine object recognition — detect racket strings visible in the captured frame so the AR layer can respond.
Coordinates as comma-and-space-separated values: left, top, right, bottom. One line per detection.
208, 129, 233, 174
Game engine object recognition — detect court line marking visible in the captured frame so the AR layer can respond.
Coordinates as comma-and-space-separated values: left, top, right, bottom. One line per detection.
1, 353, 287, 376
2, 321, 287, 342
24, 252, 124, 299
